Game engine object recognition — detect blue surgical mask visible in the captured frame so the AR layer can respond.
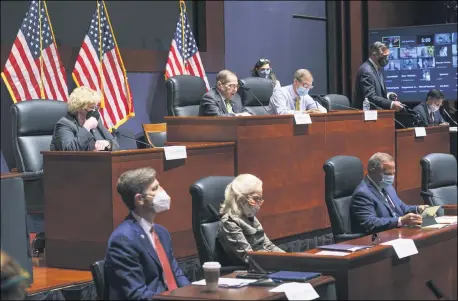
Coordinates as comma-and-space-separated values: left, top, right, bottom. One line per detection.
297, 86, 310, 96
380, 174, 395, 187
428, 104, 439, 113
258, 69, 271, 79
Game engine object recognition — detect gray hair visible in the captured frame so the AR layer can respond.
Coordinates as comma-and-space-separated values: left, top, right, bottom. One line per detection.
369, 41, 388, 56
219, 174, 262, 216
293, 69, 313, 82
368, 152, 394, 172
216, 69, 237, 84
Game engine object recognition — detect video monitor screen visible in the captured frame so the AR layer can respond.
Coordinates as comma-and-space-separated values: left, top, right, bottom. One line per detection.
369, 23, 457, 102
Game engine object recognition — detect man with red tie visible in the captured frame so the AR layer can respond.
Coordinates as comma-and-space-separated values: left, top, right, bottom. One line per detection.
105, 168, 190, 300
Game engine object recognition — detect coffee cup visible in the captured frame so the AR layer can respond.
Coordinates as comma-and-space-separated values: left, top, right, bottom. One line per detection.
202, 262, 221, 292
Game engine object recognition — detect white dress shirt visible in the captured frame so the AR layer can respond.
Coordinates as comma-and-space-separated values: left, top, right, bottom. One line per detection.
132, 211, 155, 248
268, 84, 327, 115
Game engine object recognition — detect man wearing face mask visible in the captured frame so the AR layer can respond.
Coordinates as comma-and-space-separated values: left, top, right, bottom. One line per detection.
199, 69, 251, 116
217, 174, 284, 265
105, 168, 190, 300
350, 153, 429, 234
268, 69, 327, 115
352, 42, 405, 111
412, 89, 448, 126
50, 86, 119, 151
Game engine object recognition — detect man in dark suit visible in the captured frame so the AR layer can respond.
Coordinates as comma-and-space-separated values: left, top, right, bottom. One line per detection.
105, 168, 190, 300
413, 89, 448, 126
352, 42, 404, 111
199, 69, 251, 116
50, 86, 119, 151
351, 153, 428, 234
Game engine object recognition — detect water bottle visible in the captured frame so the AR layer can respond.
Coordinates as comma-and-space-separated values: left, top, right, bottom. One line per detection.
363, 98, 370, 111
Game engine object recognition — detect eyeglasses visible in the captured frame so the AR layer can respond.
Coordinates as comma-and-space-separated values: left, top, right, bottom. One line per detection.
258, 58, 270, 64
297, 80, 314, 90
224, 83, 240, 90
247, 195, 264, 206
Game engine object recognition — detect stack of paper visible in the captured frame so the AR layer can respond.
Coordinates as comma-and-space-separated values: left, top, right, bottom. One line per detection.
435, 216, 457, 224
270, 282, 319, 300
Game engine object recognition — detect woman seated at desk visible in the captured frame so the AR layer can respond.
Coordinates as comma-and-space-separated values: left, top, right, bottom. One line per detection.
217, 174, 284, 264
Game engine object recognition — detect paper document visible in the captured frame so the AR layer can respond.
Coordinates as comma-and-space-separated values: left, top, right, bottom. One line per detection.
450, 127, 457, 132
414, 127, 427, 137
270, 282, 319, 300
294, 113, 312, 124
435, 216, 457, 224
163, 146, 187, 160
381, 238, 418, 259
192, 277, 257, 287
364, 110, 378, 121
315, 250, 349, 256
422, 224, 447, 229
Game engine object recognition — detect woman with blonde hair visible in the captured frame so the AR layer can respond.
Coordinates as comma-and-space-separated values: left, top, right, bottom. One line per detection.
217, 174, 284, 264
50, 86, 119, 151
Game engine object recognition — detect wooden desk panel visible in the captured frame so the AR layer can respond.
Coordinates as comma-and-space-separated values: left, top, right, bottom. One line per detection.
43, 143, 235, 269
248, 225, 457, 300
396, 126, 450, 205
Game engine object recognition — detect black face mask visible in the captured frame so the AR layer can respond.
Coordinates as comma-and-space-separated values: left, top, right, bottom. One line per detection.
378, 56, 389, 67
86, 109, 100, 121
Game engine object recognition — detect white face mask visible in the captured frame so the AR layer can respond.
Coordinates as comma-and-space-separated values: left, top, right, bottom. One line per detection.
152, 190, 171, 213
380, 174, 395, 188
241, 203, 259, 218
428, 104, 439, 113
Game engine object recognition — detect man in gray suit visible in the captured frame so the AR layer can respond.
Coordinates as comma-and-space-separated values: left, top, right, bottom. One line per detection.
50, 86, 119, 151
199, 70, 251, 116
352, 42, 404, 111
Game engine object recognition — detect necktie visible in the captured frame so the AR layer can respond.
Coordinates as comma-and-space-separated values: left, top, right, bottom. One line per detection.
381, 189, 398, 216
295, 97, 300, 111
150, 228, 178, 291
225, 99, 233, 114
430, 112, 434, 123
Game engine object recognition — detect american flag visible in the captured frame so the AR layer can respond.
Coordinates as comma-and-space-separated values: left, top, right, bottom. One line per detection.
72, 0, 134, 130
1, 0, 68, 102
165, 1, 210, 91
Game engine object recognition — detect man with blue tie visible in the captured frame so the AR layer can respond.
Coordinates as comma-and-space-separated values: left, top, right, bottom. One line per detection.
105, 168, 190, 300
351, 153, 429, 234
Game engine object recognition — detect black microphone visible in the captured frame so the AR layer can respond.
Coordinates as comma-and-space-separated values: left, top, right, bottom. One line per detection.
111, 128, 154, 148
420, 191, 451, 205
442, 109, 458, 126
426, 280, 448, 300
449, 107, 457, 113
367, 100, 407, 129
331, 103, 360, 111
238, 80, 270, 114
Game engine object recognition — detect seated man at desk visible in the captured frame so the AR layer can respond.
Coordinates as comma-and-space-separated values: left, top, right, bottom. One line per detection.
50, 86, 119, 151
269, 69, 327, 115
412, 89, 449, 126
351, 152, 428, 234
105, 168, 190, 300
217, 174, 284, 265
199, 69, 251, 116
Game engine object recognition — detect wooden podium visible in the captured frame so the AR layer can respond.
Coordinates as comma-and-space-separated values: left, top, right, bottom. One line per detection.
248, 225, 457, 300
166, 111, 395, 241
395, 125, 450, 205
43, 143, 235, 269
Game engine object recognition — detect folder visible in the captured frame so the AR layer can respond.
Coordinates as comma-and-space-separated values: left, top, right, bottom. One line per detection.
267, 271, 321, 282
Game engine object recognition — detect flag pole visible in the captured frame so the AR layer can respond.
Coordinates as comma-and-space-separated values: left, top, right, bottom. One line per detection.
38, 0, 45, 98
98, 0, 105, 108
179, 0, 187, 73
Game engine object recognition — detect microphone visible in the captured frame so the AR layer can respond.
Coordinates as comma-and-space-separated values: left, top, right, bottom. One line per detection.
111, 128, 154, 148
426, 280, 449, 300
387, 92, 398, 102
442, 109, 458, 126
420, 191, 451, 205
367, 100, 407, 129
331, 103, 360, 111
238, 80, 270, 114
448, 107, 457, 113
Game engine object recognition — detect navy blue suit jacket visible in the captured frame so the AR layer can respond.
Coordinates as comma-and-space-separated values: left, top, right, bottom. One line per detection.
350, 177, 418, 234
105, 214, 190, 300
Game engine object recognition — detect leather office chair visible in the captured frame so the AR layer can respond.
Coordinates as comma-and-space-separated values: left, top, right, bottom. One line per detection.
166, 75, 207, 116
11, 100, 68, 234
142, 123, 167, 147
237, 77, 272, 115
323, 156, 365, 243
190, 176, 246, 274
113, 127, 137, 150
322, 94, 351, 111
90, 260, 108, 300
1, 175, 33, 285
420, 153, 457, 216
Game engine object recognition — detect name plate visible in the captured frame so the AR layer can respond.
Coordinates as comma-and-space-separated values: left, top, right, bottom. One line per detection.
364, 110, 378, 121
294, 113, 312, 125
414, 127, 427, 137
163, 146, 187, 160
381, 238, 418, 259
